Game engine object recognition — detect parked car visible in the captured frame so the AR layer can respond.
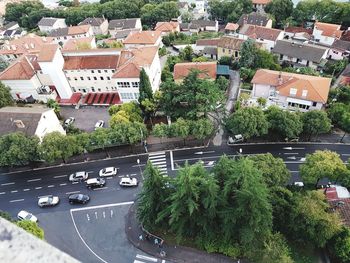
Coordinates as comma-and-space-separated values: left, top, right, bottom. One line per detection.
69, 171, 88, 182
64, 117, 75, 126
17, 210, 38, 223
95, 120, 104, 130
86, 178, 106, 189
68, 194, 90, 204
38, 195, 60, 207
119, 177, 138, 187
99, 167, 118, 177
227, 134, 244, 145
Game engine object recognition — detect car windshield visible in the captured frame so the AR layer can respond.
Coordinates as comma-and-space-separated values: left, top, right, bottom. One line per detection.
77, 194, 84, 200
25, 214, 31, 220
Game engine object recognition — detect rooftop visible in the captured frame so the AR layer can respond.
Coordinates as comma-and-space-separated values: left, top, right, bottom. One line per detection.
332, 39, 350, 51
285, 26, 313, 35
79, 17, 106, 27
314, 22, 343, 38
63, 55, 119, 70
0, 56, 36, 80
155, 21, 179, 32
38, 17, 64, 27
123, 31, 161, 45
49, 25, 91, 37
37, 44, 59, 62
0, 35, 54, 55
62, 37, 95, 51
196, 38, 220, 46
217, 36, 245, 49
237, 12, 271, 27
108, 18, 140, 30
173, 62, 217, 80
252, 0, 271, 4
240, 24, 282, 41
225, 23, 239, 31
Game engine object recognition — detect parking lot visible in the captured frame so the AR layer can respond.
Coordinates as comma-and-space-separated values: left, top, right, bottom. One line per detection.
60, 106, 110, 132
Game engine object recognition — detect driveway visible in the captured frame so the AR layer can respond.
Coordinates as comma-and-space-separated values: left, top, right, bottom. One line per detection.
60, 106, 110, 132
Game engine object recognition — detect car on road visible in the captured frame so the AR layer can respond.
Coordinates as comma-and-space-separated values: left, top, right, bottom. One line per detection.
99, 167, 118, 177
68, 194, 90, 204
69, 171, 88, 182
119, 177, 138, 187
86, 178, 106, 189
38, 195, 60, 207
64, 117, 75, 126
228, 134, 244, 145
95, 120, 104, 130
17, 210, 38, 223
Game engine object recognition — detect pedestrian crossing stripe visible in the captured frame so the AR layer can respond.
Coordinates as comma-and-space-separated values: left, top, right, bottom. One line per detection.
148, 151, 168, 176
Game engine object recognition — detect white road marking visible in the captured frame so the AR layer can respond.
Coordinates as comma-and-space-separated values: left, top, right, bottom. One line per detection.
70, 201, 134, 212
283, 153, 298, 155
148, 151, 166, 156
130, 173, 137, 176
170, 150, 174, 170
9, 199, 24, 203
103, 211, 105, 218
150, 160, 166, 165
133, 260, 144, 263
1, 182, 15, 186
86, 214, 90, 221
148, 155, 166, 160
0, 192, 5, 195
35, 187, 42, 190
53, 175, 67, 178
93, 187, 108, 191
38, 195, 50, 198
342, 154, 350, 156
110, 210, 113, 218
60, 183, 67, 186
27, 178, 41, 182
95, 211, 98, 219
87, 171, 94, 174
66, 191, 80, 195
72, 182, 79, 184
162, 260, 165, 263
136, 254, 158, 262
132, 164, 146, 167
106, 177, 113, 180
23, 189, 30, 192
48, 185, 55, 188
10, 190, 18, 193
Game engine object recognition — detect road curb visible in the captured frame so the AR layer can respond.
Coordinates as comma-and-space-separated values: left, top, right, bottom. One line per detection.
228, 141, 350, 146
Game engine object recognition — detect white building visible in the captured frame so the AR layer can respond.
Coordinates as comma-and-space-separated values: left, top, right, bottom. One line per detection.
0, 106, 65, 141
48, 25, 94, 45
251, 69, 331, 111
79, 18, 109, 35
329, 39, 350, 60
312, 22, 343, 46
252, 0, 271, 13
38, 17, 67, 34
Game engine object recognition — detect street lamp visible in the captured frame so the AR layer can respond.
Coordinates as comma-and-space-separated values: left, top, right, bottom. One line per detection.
137, 158, 144, 180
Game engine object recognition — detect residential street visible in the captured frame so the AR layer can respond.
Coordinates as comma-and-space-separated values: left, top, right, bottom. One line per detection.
0, 143, 349, 262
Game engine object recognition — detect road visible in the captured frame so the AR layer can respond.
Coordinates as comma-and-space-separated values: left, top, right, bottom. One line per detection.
0, 143, 349, 263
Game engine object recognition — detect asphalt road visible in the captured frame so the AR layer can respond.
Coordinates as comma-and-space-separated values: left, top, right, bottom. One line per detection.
0, 143, 349, 263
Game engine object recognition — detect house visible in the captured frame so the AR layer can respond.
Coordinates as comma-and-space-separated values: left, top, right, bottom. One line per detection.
0, 28, 26, 40
49, 25, 93, 44
108, 18, 142, 38
0, 35, 54, 62
237, 12, 272, 28
123, 31, 162, 48
312, 22, 343, 46
155, 21, 180, 35
0, 106, 65, 141
217, 36, 245, 60
173, 61, 217, 83
284, 27, 313, 42
272, 40, 329, 69
329, 39, 350, 60
252, 0, 271, 13
79, 17, 108, 35
225, 23, 239, 34
38, 17, 67, 33
251, 69, 331, 111
0, 44, 161, 104
188, 20, 219, 33
239, 24, 284, 50
196, 38, 220, 59
62, 37, 97, 51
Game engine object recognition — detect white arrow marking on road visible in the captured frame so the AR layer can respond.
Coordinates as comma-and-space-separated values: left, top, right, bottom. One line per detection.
287, 156, 297, 160
194, 151, 215, 155
103, 211, 105, 218
60, 183, 67, 186
35, 187, 42, 190
86, 214, 90, 221
342, 154, 350, 156
66, 191, 80, 195
284, 152, 298, 155
9, 199, 24, 203
48, 185, 55, 188
0, 192, 5, 195
1, 182, 14, 186
93, 187, 108, 191
72, 182, 79, 184
283, 147, 305, 150
27, 178, 41, 182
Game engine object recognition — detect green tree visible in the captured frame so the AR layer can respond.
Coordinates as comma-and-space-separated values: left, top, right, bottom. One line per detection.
180, 45, 194, 61
302, 110, 332, 140
257, 97, 267, 107
208, 0, 253, 23
215, 76, 229, 91
16, 220, 44, 240
110, 110, 131, 127
46, 99, 61, 118
0, 210, 14, 222
266, 106, 303, 139
328, 103, 349, 125
265, 0, 294, 27
300, 150, 348, 187
139, 68, 153, 114
328, 226, 350, 263
0, 58, 9, 72
0, 82, 13, 108
190, 118, 214, 142
258, 233, 294, 263
152, 123, 169, 142
249, 153, 290, 187
239, 39, 258, 68
137, 162, 172, 229
340, 112, 350, 142
171, 118, 191, 144
89, 128, 111, 149
226, 107, 268, 139
0, 133, 39, 167
108, 102, 142, 121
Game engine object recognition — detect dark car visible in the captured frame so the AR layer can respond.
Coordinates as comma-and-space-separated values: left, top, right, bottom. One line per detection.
68, 194, 90, 204
86, 178, 106, 189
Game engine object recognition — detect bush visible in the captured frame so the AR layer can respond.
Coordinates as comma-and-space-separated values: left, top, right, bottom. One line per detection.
17, 220, 44, 240
0, 210, 14, 222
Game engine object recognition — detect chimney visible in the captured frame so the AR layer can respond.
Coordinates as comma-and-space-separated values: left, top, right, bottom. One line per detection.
278, 71, 283, 85
24, 43, 29, 49
13, 119, 25, 128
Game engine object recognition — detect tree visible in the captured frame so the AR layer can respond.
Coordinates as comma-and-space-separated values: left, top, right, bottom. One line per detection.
152, 123, 169, 142
266, 106, 303, 139
226, 107, 268, 139
258, 233, 294, 263
110, 110, 131, 127
0, 210, 15, 222
239, 39, 258, 68
108, 102, 142, 121
46, 99, 61, 118
265, 0, 294, 27
300, 150, 348, 187
215, 76, 229, 91
180, 45, 194, 61
139, 68, 153, 114
190, 118, 214, 142
171, 118, 191, 144
0, 82, 13, 108
340, 112, 350, 142
137, 162, 172, 229
328, 103, 349, 126
302, 110, 332, 140
0, 58, 9, 72
328, 226, 350, 263
208, 0, 253, 23
257, 97, 267, 107
16, 220, 44, 240
249, 153, 290, 187
0, 133, 39, 167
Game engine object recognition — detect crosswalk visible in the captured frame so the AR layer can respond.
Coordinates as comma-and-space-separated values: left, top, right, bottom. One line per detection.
148, 151, 168, 177
133, 254, 165, 263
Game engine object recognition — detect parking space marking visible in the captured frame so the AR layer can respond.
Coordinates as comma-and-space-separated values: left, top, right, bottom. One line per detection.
136, 254, 158, 262
95, 211, 98, 219
102, 211, 105, 218
86, 214, 90, 221
0, 192, 5, 195
23, 189, 30, 191
1, 182, 15, 186
110, 210, 113, 218
9, 199, 24, 203
35, 187, 42, 190
10, 190, 18, 193
70, 201, 134, 212
72, 182, 79, 184
27, 178, 41, 182
54, 175, 67, 178
48, 185, 55, 188
60, 183, 67, 186
66, 191, 80, 195
93, 187, 108, 191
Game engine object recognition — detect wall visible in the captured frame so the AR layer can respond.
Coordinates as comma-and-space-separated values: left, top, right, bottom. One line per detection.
328, 48, 346, 60
116, 77, 140, 102
35, 109, 66, 141
217, 47, 240, 60
313, 28, 336, 46
252, 83, 272, 98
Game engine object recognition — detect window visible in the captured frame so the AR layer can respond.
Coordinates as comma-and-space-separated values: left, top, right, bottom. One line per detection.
98, 70, 101, 73
74, 77, 78, 81
91, 70, 95, 73
107, 77, 111, 80
289, 88, 297, 96
72, 87, 76, 92
87, 77, 91, 80
134, 92, 139, 99
98, 88, 101, 92
100, 76, 104, 80
94, 77, 97, 80
91, 87, 95, 92
117, 82, 131, 88
302, 90, 308, 97
132, 82, 139, 88
67, 77, 71, 81
106, 87, 109, 90
312, 102, 317, 107
120, 92, 134, 100
112, 70, 115, 73
222, 48, 225, 53
104, 70, 108, 73
80, 77, 84, 80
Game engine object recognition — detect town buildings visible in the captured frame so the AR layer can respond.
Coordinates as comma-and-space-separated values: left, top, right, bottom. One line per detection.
312, 22, 343, 46
173, 61, 217, 83
38, 17, 67, 33
108, 18, 142, 39
79, 18, 109, 35
123, 31, 162, 48
48, 25, 94, 44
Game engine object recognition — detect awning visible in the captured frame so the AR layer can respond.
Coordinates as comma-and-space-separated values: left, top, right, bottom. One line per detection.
286, 97, 312, 106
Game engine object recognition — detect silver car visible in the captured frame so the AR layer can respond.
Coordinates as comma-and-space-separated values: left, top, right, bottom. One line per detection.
99, 167, 118, 177
69, 171, 88, 182
38, 195, 60, 207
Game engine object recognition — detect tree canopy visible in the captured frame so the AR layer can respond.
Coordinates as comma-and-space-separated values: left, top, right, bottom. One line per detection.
265, 0, 294, 27
16, 220, 45, 240
0, 82, 13, 108
208, 0, 253, 23
302, 110, 331, 139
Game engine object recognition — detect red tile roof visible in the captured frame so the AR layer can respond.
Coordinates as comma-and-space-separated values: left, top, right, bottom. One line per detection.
285, 26, 313, 35
37, 44, 59, 62
196, 38, 220, 46
123, 31, 161, 45
173, 62, 217, 80
62, 37, 95, 51
0, 56, 35, 80
314, 22, 343, 38
63, 55, 119, 70
240, 25, 282, 41
155, 22, 179, 33
225, 23, 239, 31
252, 0, 271, 4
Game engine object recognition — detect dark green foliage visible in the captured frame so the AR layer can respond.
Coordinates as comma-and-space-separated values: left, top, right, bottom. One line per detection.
208, 0, 253, 23
138, 68, 153, 111
265, 0, 294, 27
0, 210, 14, 222
328, 227, 350, 263
0, 82, 13, 108
301, 110, 332, 139
324, 59, 348, 77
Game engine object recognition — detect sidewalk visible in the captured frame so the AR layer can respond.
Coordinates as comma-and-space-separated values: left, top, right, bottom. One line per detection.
125, 204, 239, 263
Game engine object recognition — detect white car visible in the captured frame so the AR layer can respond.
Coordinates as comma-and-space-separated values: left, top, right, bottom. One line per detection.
99, 167, 118, 177
17, 210, 38, 223
95, 120, 104, 130
64, 117, 75, 126
69, 171, 88, 182
38, 195, 60, 207
119, 177, 138, 187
